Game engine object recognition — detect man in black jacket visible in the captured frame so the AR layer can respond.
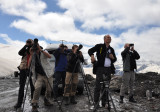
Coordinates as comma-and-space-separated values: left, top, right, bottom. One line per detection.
63, 45, 84, 105
14, 39, 35, 109
119, 43, 140, 103
88, 35, 117, 107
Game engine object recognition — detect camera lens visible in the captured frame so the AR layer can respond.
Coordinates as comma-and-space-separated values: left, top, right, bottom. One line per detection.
34, 38, 38, 44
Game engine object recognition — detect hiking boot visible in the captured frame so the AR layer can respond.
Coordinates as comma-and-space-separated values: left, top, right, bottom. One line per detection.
32, 103, 38, 112
119, 96, 124, 103
64, 97, 70, 105
32, 106, 38, 112
94, 102, 100, 109
129, 95, 137, 103
14, 103, 21, 109
102, 102, 107, 107
44, 97, 53, 106
70, 96, 77, 104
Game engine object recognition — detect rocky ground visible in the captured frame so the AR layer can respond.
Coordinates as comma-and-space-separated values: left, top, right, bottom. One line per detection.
0, 72, 160, 112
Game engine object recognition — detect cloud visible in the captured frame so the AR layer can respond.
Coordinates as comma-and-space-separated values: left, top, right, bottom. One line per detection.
58, 0, 160, 30
0, 33, 25, 47
0, 0, 160, 63
0, 33, 48, 49
114, 27, 160, 62
0, 0, 46, 16
0, 0, 121, 46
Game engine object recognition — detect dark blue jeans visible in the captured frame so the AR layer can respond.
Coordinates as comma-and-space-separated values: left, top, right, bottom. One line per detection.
53, 71, 66, 98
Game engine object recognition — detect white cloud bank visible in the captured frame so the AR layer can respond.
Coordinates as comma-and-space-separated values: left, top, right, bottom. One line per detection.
58, 0, 160, 30
0, 0, 160, 62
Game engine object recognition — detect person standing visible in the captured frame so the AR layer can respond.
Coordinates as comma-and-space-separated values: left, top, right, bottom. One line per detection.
63, 45, 84, 105
28, 43, 54, 112
14, 39, 35, 109
53, 44, 69, 99
88, 35, 117, 107
119, 43, 140, 103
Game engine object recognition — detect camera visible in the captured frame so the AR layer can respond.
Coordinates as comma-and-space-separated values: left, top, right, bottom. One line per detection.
129, 43, 134, 50
102, 74, 111, 81
106, 52, 111, 58
129, 43, 134, 47
14, 71, 20, 77
32, 38, 38, 51
76, 44, 83, 54
100, 74, 110, 88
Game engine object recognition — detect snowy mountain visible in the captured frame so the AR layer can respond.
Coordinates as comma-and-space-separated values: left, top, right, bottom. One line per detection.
0, 44, 21, 77
115, 60, 160, 75
137, 61, 160, 74
84, 60, 160, 76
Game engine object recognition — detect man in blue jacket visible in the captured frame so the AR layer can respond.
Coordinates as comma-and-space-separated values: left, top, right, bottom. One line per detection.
53, 44, 69, 99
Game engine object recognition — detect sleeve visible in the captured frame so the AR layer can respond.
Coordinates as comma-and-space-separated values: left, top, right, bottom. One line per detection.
121, 47, 130, 59
111, 48, 117, 63
53, 48, 61, 59
79, 51, 85, 63
42, 50, 49, 59
88, 44, 99, 56
18, 45, 27, 56
133, 50, 140, 60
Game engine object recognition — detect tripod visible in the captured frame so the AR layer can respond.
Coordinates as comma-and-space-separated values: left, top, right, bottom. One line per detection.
60, 53, 94, 107
93, 77, 117, 112
78, 59, 94, 105
22, 50, 63, 112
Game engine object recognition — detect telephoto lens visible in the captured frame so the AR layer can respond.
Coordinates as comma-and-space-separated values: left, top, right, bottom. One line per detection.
32, 38, 38, 51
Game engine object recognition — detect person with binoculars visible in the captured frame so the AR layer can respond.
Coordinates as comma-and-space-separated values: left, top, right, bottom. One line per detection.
119, 43, 140, 103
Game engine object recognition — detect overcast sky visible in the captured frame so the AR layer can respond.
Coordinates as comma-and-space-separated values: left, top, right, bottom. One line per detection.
0, 0, 160, 62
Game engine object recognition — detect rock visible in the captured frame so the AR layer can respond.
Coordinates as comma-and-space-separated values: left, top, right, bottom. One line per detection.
110, 75, 122, 92
85, 74, 95, 81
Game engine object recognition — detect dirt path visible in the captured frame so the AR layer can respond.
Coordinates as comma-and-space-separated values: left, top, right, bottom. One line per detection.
0, 77, 160, 112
